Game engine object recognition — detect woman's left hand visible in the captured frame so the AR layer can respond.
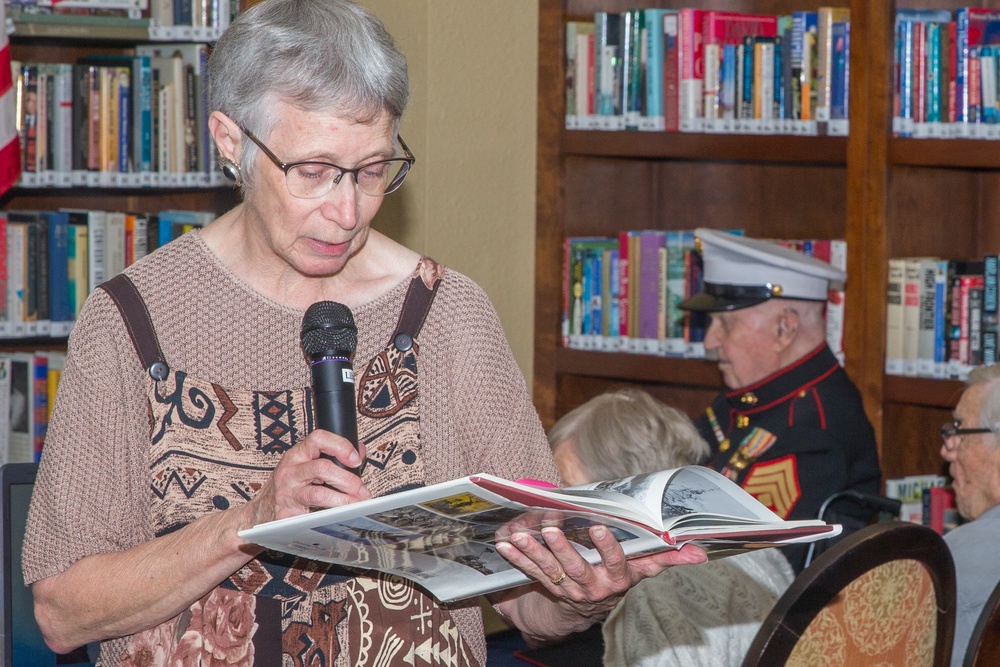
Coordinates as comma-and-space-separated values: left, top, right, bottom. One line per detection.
495, 524, 707, 621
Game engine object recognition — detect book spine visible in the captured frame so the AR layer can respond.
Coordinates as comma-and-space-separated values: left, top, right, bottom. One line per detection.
933, 259, 949, 378
886, 258, 905, 374
679, 8, 705, 124
31, 354, 48, 462
644, 9, 666, 130
983, 254, 998, 365
815, 7, 850, 122
902, 258, 922, 376
829, 23, 849, 120
914, 21, 927, 124
917, 258, 938, 376
926, 22, 942, 123
663, 13, 681, 131
617, 231, 630, 339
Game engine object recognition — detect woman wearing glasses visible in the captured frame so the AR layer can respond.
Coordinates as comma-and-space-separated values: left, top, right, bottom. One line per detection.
21, 1, 705, 665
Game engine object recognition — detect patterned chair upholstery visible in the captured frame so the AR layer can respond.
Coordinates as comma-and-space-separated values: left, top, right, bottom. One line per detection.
742, 522, 956, 667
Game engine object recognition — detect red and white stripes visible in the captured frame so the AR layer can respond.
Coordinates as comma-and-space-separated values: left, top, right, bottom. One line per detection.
0, 7, 21, 196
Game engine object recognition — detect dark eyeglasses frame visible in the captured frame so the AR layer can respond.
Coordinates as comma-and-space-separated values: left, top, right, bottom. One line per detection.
239, 125, 415, 197
940, 421, 993, 450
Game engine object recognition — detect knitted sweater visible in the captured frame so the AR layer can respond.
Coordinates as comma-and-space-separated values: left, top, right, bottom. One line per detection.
23, 231, 557, 665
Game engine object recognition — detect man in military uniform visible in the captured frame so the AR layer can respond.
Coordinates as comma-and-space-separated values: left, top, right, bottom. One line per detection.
679, 228, 882, 573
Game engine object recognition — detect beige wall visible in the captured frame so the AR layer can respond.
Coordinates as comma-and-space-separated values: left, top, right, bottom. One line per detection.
363, 0, 539, 385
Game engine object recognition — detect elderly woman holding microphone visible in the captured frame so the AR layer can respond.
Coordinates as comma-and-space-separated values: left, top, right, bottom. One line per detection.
22, 1, 705, 665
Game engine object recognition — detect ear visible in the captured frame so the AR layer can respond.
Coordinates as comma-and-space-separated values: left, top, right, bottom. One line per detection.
209, 111, 242, 163
774, 306, 800, 352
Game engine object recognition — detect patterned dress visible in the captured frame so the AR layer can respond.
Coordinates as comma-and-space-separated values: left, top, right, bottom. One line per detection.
23, 233, 558, 666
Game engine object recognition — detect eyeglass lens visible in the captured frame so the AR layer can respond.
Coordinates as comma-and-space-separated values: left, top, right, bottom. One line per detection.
285, 159, 410, 199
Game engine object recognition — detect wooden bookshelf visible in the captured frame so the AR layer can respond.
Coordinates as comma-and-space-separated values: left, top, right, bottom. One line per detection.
534, 0, 995, 483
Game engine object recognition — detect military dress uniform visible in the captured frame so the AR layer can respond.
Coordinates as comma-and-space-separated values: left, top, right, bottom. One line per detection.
680, 228, 883, 573
694, 342, 882, 571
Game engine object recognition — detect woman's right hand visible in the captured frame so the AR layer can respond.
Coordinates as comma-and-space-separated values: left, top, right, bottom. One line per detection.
242, 430, 370, 529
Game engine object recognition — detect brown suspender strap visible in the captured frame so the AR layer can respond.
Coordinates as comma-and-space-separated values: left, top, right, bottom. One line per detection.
391, 274, 442, 351
98, 274, 170, 381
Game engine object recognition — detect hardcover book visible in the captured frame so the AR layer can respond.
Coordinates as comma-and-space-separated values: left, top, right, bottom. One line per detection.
239, 466, 840, 603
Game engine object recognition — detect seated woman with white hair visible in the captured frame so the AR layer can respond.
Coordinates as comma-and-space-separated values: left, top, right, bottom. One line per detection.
547, 388, 795, 667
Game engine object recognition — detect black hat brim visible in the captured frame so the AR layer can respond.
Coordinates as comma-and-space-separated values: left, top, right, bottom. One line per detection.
677, 291, 770, 312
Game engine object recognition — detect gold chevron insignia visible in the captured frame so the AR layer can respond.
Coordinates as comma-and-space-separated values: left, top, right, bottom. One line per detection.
742, 455, 801, 519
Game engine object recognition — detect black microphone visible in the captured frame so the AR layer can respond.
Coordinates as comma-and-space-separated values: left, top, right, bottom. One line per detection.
301, 301, 360, 472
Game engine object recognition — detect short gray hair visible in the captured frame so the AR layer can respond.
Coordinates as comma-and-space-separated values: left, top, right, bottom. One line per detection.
207, 0, 409, 186
547, 388, 710, 481
967, 364, 1000, 437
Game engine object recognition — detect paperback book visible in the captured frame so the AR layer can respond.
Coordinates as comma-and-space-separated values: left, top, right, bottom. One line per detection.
239, 465, 841, 602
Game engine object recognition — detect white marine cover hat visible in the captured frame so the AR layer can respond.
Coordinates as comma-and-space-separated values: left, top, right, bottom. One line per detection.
678, 228, 847, 312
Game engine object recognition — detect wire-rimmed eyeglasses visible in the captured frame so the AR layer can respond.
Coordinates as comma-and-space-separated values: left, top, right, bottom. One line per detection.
240, 125, 414, 199
940, 421, 993, 451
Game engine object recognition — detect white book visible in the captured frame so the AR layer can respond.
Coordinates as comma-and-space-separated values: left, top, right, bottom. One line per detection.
86, 210, 108, 292
5, 224, 25, 339
902, 258, 926, 376
239, 466, 841, 603
104, 211, 127, 279
885, 258, 905, 375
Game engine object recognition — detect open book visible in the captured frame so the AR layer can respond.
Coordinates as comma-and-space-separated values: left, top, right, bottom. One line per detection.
238, 465, 841, 602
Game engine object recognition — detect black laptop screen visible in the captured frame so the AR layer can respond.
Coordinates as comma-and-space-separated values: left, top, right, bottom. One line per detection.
4, 464, 96, 667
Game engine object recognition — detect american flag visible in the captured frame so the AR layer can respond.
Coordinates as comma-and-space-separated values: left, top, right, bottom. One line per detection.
0, 5, 19, 195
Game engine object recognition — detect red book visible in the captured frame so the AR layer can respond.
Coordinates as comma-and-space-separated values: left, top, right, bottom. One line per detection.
949, 21, 958, 123
702, 10, 777, 46
914, 22, 927, 123
679, 8, 706, 121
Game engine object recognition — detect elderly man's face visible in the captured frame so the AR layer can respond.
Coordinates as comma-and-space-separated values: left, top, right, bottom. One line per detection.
941, 383, 1000, 521
703, 302, 785, 389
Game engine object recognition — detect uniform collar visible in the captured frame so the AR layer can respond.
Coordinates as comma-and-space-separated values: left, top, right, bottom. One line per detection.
723, 343, 839, 414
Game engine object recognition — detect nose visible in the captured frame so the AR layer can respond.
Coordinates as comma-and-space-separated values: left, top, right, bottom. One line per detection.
323, 176, 360, 230
704, 316, 721, 351
940, 437, 957, 462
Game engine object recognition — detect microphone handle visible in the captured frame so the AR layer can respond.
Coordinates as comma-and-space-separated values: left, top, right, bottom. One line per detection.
311, 356, 360, 472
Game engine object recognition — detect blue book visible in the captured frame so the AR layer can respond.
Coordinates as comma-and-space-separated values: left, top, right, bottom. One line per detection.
829, 22, 849, 120
741, 35, 755, 119
643, 8, 670, 126
589, 248, 603, 337
134, 55, 153, 173
933, 259, 949, 377
608, 249, 620, 341
926, 22, 942, 122
154, 210, 214, 248
43, 211, 71, 331
773, 34, 785, 119
720, 44, 737, 118
114, 67, 131, 174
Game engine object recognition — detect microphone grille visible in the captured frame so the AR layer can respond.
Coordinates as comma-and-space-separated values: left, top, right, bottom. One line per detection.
301, 301, 358, 358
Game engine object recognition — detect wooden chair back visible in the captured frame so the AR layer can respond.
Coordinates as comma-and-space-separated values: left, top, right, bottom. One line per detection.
742, 521, 956, 667
964, 577, 1000, 667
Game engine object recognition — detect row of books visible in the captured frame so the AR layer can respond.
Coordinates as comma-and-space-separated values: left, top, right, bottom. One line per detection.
13, 43, 224, 189
893, 8, 1000, 139
561, 230, 846, 363
0, 350, 65, 466
0, 208, 213, 340
7, 0, 237, 41
884, 474, 957, 535
565, 7, 850, 137
885, 255, 999, 380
